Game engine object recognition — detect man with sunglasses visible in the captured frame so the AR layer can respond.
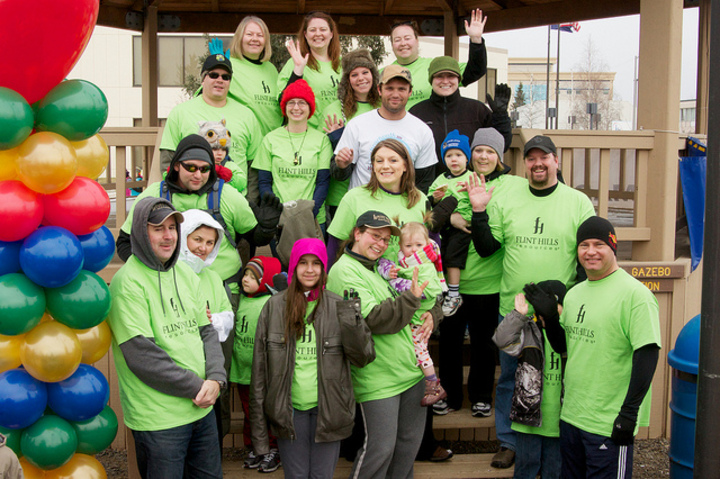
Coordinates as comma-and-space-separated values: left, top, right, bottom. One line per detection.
159, 52, 262, 197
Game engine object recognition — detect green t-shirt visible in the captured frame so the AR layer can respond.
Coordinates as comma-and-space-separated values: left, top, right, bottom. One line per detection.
198, 267, 232, 315
292, 300, 319, 411
392, 56, 472, 109
397, 260, 441, 325
327, 254, 423, 402
321, 100, 376, 207
228, 56, 283, 136
231, 294, 271, 384
560, 268, 661, 437
489, 181, 595, 315
121, 182, 257, 294
327, 186, 427, 261
108, 257, 211, 431
512, 326, 564, 437
459, 174, 525, 295
160, 96, 262, 192
278, 59, 342, 131
429, 169, 472, 222
253, 126, 332, 224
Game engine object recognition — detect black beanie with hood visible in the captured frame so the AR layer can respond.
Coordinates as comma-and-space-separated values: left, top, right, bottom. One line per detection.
166, 134, 217, 196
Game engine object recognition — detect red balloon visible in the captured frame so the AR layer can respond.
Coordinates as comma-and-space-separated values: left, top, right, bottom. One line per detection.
43, 177, 110, 236
0, 180, 43, 241
0, 0, 99, 104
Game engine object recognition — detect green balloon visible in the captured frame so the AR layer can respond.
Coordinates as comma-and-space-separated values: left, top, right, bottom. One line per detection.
35, 80, 108, 142
72, 405, 118, 455
46, 270, 111, 330
20, 415, 77, 470
0, 273, 46, 336
0, 425, 23, 457
0, 87, 33, 149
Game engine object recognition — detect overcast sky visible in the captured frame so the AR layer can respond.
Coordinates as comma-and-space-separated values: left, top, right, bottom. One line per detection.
483, 7, 699, 103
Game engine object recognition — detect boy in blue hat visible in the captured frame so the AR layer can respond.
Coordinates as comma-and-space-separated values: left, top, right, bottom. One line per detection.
428, 129, 473, 316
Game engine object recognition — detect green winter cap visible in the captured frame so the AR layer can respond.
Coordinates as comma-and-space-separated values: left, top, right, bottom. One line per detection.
428, 56, 461, 83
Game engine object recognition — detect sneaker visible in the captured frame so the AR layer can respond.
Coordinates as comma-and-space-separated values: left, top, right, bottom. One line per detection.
471, 401, 492, 417
258, 449, 281, 473
244, 451, 262, 469
491, 447, 515, 468
429, 445, 454, 462
442, 295, 463, 317
421, 379, 447, 407
432, 399, 456, 415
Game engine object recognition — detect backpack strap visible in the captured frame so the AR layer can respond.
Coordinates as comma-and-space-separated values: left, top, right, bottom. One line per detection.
207, 179, 237, 248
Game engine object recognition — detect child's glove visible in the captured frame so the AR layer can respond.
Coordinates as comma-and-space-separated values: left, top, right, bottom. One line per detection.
523, 282, 559, 322
215, 164, 233, 182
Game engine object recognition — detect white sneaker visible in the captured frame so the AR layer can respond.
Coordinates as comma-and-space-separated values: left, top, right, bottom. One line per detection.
471, 401, 492, 417
442, 295, 463, 317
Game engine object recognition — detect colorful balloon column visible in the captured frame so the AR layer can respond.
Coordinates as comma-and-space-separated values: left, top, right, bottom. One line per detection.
0, 3, 120, 473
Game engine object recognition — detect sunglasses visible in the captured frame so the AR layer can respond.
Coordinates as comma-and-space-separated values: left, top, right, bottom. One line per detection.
179, 162, 212, 174
206, 71, 232, 81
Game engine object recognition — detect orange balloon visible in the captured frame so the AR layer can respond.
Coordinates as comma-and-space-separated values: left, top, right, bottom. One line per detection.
19, 457, 46, 478
73, 321, 112, 364
71, 135, 108, 179
16, 132, 77, 194
45, 454, 107, 479
0, 147, 18, 181
21, 321, 82, 383
0, 333, 24, 373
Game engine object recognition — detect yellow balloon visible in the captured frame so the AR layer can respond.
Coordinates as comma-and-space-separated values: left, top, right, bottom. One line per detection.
71, 135, 109, 179
73, 321, 112, 364
45, 454, 107, 479
21, 321, 82, 383
19, 457, 46, 478
0, 147, 18, 181
0, 333, 24, 373
41, 311, 55, 323
16, 132, 77, 194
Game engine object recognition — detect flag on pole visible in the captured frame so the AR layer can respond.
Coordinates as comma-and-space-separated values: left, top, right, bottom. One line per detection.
551, 22, 580, 33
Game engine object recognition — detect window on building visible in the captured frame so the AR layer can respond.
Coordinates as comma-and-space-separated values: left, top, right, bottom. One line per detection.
133, 36, 233, 87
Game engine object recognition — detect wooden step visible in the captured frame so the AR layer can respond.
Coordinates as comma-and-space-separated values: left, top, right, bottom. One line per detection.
221, 454, 514, 478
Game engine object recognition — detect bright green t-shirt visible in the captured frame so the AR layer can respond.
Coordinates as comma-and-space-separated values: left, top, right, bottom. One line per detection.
489, 181, 595, 315
392, 56, 472, 109
459, 174, 527, 295
292, 300, 319, 411
511, 326, 564, 437
278, 59, 342, 131
320, 100, 376, 207
228, 56, 282, 136
121, 182, 257, 294
108, 257, 211, 431
327, 254, 423, 402
560, 268, 661, 437
160, 96, 262, 191
397, 260, 441, 326
231, 294, 271, 385
198, 267, 232, 315
327, 186, 427, 261
253, 126, 332, 224
429, 169, 472, 222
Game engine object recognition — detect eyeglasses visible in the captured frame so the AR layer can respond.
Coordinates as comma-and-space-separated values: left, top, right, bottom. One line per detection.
365, 231, 391, 245
287, 100, 309, 108
206, 71, 232, 81
179, 162, 212, 174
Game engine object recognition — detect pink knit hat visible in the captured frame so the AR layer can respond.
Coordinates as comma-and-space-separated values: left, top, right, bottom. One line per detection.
288, 238, 327, 285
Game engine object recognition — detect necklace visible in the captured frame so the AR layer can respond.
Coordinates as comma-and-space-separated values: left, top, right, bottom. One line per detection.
286, 127, 308, 166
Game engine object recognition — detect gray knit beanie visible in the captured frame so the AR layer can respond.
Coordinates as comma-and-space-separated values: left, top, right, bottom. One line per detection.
470, 128, 504, 162
337, 49, 379, 102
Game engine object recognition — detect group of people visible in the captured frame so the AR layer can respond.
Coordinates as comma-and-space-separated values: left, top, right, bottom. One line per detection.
105, 10, 662, 479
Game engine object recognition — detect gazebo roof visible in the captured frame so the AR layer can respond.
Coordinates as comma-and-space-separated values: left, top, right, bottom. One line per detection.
97, 0, 665, 35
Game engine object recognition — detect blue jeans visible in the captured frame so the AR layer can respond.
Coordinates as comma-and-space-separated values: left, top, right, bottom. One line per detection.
514, 432, 561, 479
496, 313, 518, 450
132, 410, 222, 479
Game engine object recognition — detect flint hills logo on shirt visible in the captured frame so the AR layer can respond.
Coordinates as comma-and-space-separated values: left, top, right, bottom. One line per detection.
514, 217, 560, 251
565, 304, 596, 344
162, 318, 199, 338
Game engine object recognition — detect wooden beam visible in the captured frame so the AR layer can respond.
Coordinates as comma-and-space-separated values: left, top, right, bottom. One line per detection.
444, 11, 459, 58
435, 0, 453, 12
383, 0, 396, 15
211, 0, 219, 13
141, 5, 158, 127
297, 0, 306, 14
695, 0, 709, 134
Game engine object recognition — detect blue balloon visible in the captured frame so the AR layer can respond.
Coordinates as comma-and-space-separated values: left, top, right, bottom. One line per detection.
0, 241, 22, 276
47, 364, 109, 422
19, 226, 83, 288
0, 368, 48, 429
77, 226, 115, 272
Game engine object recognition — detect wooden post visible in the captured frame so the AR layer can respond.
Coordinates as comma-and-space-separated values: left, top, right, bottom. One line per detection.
696, 0, 710, 135
141, 5, 158, 128
633, 0, 683, 261
443, 11, 459, 59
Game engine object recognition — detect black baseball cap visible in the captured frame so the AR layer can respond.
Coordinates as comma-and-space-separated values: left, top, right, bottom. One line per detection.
148, 203, 184, 227
356, 210, 401, 236
523, 135, 557, 157
202, 54, 232, 75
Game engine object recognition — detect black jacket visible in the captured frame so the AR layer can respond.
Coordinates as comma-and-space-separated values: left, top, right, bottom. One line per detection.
409, 89, 513, 176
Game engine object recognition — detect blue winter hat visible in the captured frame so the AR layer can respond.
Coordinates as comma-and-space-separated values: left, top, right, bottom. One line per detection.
440, 130, 471, 165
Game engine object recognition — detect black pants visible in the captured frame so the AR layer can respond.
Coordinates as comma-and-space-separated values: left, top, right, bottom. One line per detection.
439, 292, 499, 410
